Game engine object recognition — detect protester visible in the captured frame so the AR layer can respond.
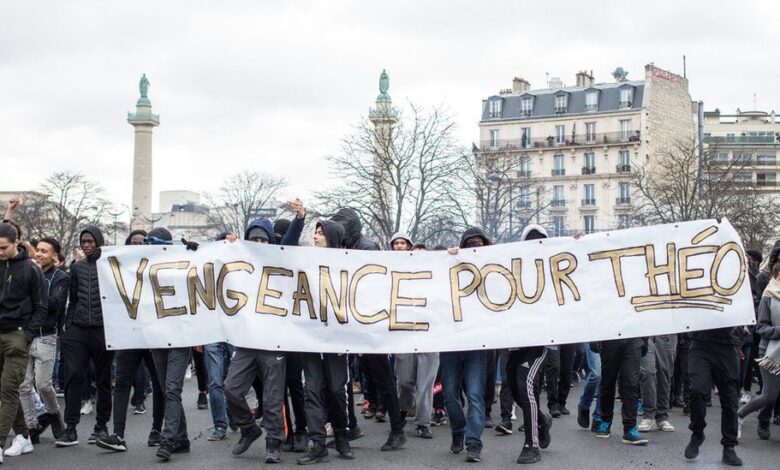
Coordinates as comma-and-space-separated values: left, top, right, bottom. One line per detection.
0, 222, 46, 459
740, 250, 762, 406
20, 237, 68, 445
638, 334, 678, 432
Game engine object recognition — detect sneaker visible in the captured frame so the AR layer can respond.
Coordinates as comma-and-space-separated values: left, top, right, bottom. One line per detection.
80, 400, 94, 415
516, 445, 541, 464
133, 403, 146, 415
55, 428, 79, 447
684, 433, 704, 460
375, 409, 386, 422
739, 390, 751, 405
465, 445, 482, 462
325, 422, 334, 437
657, 420, 675, 432
450, 433, 465, 454
293, 432, 308, 452
737, 418, 743, 440
197, 391, 208, 410
297, 443, 329, 465
3, 435, 33, 456
185, 365, 193, 380
431, 409, 444, 426
538, 413, 552, 449
416, 425, 433, 439
495, 419, 513, 435
484, 415, 495, 428
208, 427, 227, 441
43, 412, 64, 439
232, 424, 262, 455
774, 414, 780, 426
549, 403, 561, 418
682, 406, 690, 416
637, 418, 655, 432
95, 434, 127, 452
596, 421, 611, 438
147, 429, 162, 447
622, 427, 648, 445
88, 426, 108, 444
156, 445, 173, 461
722, 446, 743, 466
347, 425, 364, 441
334, 433, 354, 459
577, 406, 590, 429
757, 422, 771, 440
381, 432, 406, 451
560, 406, 570, 416
264, 438, 282, 464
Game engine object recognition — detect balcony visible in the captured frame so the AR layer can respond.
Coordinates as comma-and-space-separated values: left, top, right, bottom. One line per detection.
581, 198, 596, 206
582, 166, 596, 175
616, 197, 632, 205
478, 131, 641, 152
551, 199, 566, 207
619, 100, 633, 109
552, 169, 566, 176
756, 159, 777, 166
555, 107, 567, 115
704, 135, 779, 145
517, 170, 532, 178
757, 180, 777, 187
585, 104, 598, 112
616, 164, 632, 173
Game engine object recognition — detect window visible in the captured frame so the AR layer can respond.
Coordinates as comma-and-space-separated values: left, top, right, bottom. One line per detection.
521, 97, 533, 116
583, 184, 595, 205
757, 152, 777, 165
521, 127, 531, 148
488, 100, 502, 118
734, 172, 752, 183
733, 152, 753, 164
618, 214, 631, 229
584, 152, 596, 173
553, 216, 565, 237
555, 95, 568, 114
618, 182, 630, 203
726, 133, 735, 142
620, 88, 633, 108
555, 125, 565, 145
518, 156, 531, 177
584, 215, 595, 234
553, 185, 564, 206
712, 151, 729, 162
586, 92, 598, 111
518, 186, 531, 208
618, 150, 631, 172
585, 122, 596, 142
490, 129, 499, 149
757, 173, 777, 186
619, 120, 631, 141
553, 154, 565, 176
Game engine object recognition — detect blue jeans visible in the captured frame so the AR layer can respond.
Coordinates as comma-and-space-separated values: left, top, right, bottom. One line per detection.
440, 351, 487, 450
579, 343, 602, 419
204, 343, 234, 429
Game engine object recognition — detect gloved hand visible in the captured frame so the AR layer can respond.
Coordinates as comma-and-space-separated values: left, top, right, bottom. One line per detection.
181, 238, 199, 251
589, 342, 601, 354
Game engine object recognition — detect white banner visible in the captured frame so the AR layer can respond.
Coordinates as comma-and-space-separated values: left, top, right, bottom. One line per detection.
98, 219, 754, 353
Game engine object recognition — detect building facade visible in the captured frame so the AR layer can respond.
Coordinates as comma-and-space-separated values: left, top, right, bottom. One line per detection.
475, 64, 694, 237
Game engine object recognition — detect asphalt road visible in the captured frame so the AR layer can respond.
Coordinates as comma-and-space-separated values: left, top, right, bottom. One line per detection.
10, 379, 780, 469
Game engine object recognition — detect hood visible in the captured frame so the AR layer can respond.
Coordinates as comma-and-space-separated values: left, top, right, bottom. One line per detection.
124, 229, 147, 246
273, 219, 291, 243
244, 219, 276, 244
390, 232, 413, 250
317, 220, 346, 248
521, 224, 549, 241
330, 208, 363, 249
146, 227, 173, 245
768, 239, 780, 269
459, 226, 492, 248
8, 245, 30, 263
80, 225, 105, 248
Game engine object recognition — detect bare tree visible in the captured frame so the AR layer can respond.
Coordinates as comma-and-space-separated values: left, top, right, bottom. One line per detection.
205, 171, 287, 234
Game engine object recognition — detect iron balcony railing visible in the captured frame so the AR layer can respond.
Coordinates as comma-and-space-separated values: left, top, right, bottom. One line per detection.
552, 169, 566, 176
517, 170, 532, 178
704, 135, 779, 145
582, 166, 596, 175
551, 199, 566, 207
757, 180, 777, 187
581, 198, 596, 206
479, 130, 641, 151
616, 164, 632, 173
616, 197, 632, 205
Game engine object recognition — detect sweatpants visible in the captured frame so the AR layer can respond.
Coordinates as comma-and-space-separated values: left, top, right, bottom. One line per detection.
283, 352, 306, 435
152, 348, 190, 447
61, 325, 113, 429
688, 341, 739, 446
598, 338, 642, 432
640, 334, 677, 422
303, 353, 349, 445
739, 366, 780, 420
113, 349, 163, 436
544, 343, 577, 411
0, 329, 30, 445
20, 334, 59, 428
395, 352, 439, 427
361, 353, 404, 434
225, 348, 287, 442
508, 347, 548, 447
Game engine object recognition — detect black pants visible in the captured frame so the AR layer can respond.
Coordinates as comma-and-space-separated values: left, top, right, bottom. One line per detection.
361, 359, 380, 409
508, 347, 548, 447
688, 341, 739, 447
498, 350, 515, 421
360, 354, 403, 434
62, 325, 114, 428
673, 338, 691, 407
113, 349, 163, 436
192, 347, 208, 393
598, 338, 642, 432
303, 353, 349, 444
544, 343, 577, 410
433, 366, 444, 410
131, 362, 148, 407
283, 352, 307, 434
484, 350, 497, 418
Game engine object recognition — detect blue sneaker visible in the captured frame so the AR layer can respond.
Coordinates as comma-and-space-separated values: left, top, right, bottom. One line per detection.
622, 427, 648, 445
596, 421, 611, 438
208, 427, 227, 441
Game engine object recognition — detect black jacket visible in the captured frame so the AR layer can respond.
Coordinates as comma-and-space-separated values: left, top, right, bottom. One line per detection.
0, 246, 47, 334
690, 326, 742, 347
459, 226, 492, 248
27, 267, 69, 337
330, 208, 379, 251
66, 226, 105, 328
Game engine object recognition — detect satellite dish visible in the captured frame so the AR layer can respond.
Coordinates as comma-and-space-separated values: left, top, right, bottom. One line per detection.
612, 67, 628, 82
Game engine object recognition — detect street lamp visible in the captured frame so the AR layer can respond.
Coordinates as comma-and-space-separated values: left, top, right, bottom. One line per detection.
487, 170, 513, 241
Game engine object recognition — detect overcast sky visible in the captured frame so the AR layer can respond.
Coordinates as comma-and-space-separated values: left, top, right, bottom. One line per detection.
2, 0, 778, 215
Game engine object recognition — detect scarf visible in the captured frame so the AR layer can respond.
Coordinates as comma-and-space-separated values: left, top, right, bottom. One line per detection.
757, 277, 780, 375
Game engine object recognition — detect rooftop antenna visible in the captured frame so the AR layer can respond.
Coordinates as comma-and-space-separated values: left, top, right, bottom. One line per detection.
545, 72, 550, 88
754, 93, 757, 111
683, 55, 687, 78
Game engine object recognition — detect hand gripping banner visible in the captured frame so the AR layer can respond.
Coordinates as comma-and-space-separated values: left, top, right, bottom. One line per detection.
98, 219, 754, 353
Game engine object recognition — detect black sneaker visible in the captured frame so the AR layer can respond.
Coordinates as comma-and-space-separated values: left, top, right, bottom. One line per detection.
232, 424, 262, 455
282, 435, 294, 452
264, 438, 282, 464
29, 425, 43, 444
88, 426, 108, 444
466, 445, 482, 462
173, 440, 191, 453
96, 434, 127, 452
297, 443, 329, 465
416, 425, 433, 439
685, 433, 704, 460
147, 429, 162, 447
347, 425, 364, 441
133, 403, 146, 415
577, 406, 590, 429
381, 432, 406, 451
293, 432, 308, 452
156, 445, 173, 461
683, 406, 690, 416
538, 413, 552, 449
549, 404, 561, 418
560, 406, 570, 416
495, 419, 513, 435
591, 418, 601, 433
55, 427, 79, 447
722, 446, 742, 466
757, 422, 771, 440
197, 391, 208, 410
450, 433, 465, 454
516, 445, 541, 464
431, 410, 444, 426
335, 433, 354, 460
375, 409, 386, 422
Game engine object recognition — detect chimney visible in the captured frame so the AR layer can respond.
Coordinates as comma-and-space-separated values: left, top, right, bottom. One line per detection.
575, 70, 594, 87
512, 77, 530, 93
548, 77, 563, 89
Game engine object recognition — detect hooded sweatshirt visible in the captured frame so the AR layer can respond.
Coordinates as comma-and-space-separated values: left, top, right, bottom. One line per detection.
124, 229, 147, 246
245, 216, 305, 247
0, 246, 47, 334
459, 226, 492, 249
316, 220, 346, 248
66, 225, 106, 328
330, 208, 379, 251
390, 232, 413, 250
520, 224, 549, 241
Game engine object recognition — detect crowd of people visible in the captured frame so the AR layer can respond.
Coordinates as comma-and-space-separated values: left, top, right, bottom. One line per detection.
0, 196, 779, 466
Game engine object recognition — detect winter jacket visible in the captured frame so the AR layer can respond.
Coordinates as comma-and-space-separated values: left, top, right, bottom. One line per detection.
244, 216, 304, 247
0, 246, 47, 334
330, 208, 379, 251
459, 226, 492, 248
690, 326, 741, 347
756, 296, 780, 356
66, 226, 106, 328
316, 220, 346, 248
27, 266, 69, 338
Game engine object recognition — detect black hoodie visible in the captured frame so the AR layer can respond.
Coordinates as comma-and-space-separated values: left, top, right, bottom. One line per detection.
459, 226, 492, 248
317, 220, 346, 248
124, 229, 147, 246
66, 225, 106, 328
330, 208, 379, 251
0, 246, 47, 333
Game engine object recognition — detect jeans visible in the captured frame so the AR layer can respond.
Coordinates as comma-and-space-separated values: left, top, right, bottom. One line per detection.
0, 329, 30, 443
579, 343, 602, 419
204, 342, 234, 430
20, 334, 59, 427
640, 335, 677, 421
152, 348, 191, 447
440, 351, 487, 450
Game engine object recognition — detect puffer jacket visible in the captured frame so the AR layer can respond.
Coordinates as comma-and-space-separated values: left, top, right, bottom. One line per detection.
66, 226, 105, 328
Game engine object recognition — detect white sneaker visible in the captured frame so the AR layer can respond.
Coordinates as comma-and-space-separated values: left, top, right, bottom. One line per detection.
657, 420, 675, 432
737, 417, 743, 439
511, 405, 517, 421
80, 400, 94, 415
185, 366, 193, 380
637, 418, 656, 432
4, 435, 33, 456
739, 391, 751, 405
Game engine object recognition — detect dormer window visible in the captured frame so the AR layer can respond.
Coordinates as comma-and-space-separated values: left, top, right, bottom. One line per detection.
555, 94, 568, 114
620, 88, 633, 109
521, 97, 533, 117
586, 91, 599, 112
488, 99, 502, 118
